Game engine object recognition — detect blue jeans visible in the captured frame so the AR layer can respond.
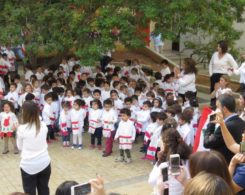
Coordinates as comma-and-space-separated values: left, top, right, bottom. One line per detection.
62, 128, 71, 142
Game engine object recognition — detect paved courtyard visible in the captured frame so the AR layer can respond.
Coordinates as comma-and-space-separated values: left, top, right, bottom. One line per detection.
0, 133, 153, 195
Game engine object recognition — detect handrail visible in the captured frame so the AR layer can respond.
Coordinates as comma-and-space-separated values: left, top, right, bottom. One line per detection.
145, 46, 180, 68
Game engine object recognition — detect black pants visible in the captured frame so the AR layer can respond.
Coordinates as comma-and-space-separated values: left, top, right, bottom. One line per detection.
47, 125, 55, 140
91, 127, 103, 146
240, 83, 245, 93
21, 164, 51, 195
120, 149, 131, 159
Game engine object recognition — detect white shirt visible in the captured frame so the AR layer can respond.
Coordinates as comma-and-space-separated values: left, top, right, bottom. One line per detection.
89, 108, 103, 128
177, 123, 194, 146
161, 67, 171, 78
101, 109, 118, 131
209, 52, 238, 76
36, 72, 45, 81
25, 70, 34, 82
176, 72, 196, 94
17, 122, 50, 175
4, 91, 19, 109
234, 62, 245, 84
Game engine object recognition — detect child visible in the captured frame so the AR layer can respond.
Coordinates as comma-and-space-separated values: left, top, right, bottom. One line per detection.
162, 73, 177, 95
32, 79, 41, 106
110, 90, 123, 114
101, 99, 118, 157
0, 101, 19, 154
70, 99, 86, 149
88, 99, 103, 150
135, 101, 152, 134
82, 88, 93, 111
93, 89, 102, 101
73, 64, 81, 83
4, 83, 19, 111
59, 102, 72, 147
64, 88, 76, 108
160, 59, 171, 78
14, 74, 23, 96
35, 66, 45, 81
143, 112, 159, 158
101, 81, 111, 101
87, 77, 96, 92
24, 65, 34, 83
42, 92, 56, 142
145, 112, 167, 160
18, 84, 33, 108
114, 108, 136, 163
151, 98, 162, 113
177, 109, 194, 147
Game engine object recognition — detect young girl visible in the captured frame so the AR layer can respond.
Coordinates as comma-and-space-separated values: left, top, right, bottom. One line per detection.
18, 84, 33, 108
73, 64, 81, 83
4, 83, 19, 111
32, 79, 41, 106
24, 66, 34, 83
59, 101, 72, 147
88, 99, 103, 150
211, 75, 232, 98
70, 99, 86, 149
101, 99, 118, 157
110, 90, 123, 114
101, 81, 111, 101
64, 88, 76, 108
114, 108, 136, 163
177, 109, 194, 147
151, 98, 163, 113
0, 101, 19, 154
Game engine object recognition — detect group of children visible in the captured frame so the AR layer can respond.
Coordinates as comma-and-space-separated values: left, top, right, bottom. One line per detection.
0, 54, 203, 164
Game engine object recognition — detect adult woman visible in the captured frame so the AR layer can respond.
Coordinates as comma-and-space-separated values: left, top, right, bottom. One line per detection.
209, 40, 238, 93
148, 127, 191, 195
184, 172, 234, 195
175, 58, 197, 101
17, 101, 51, 195
233, 53, 245, 92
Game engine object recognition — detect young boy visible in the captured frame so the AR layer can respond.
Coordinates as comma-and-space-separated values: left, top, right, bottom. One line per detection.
4, 83, 19, 111
114, 108, 136, 163
42, 92, 56, 143
101, 99, 118, 157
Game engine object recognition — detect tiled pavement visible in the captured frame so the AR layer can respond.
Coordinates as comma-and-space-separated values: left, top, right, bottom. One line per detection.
0, 133, 153, 195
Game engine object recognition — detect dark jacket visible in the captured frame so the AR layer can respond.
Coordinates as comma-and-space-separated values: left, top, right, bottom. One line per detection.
204, 115, 245, 164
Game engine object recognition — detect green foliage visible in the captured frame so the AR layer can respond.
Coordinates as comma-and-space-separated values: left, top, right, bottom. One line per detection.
0, 0, 244, 65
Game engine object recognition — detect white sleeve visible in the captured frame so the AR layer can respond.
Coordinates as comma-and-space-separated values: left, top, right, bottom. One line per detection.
177, 74, 195, 88
131, 123, 136, 140
233, 63, 245, 75
148, 164, 159, 186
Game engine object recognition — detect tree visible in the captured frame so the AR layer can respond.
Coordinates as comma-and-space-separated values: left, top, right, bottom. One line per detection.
0, 0, 244, 66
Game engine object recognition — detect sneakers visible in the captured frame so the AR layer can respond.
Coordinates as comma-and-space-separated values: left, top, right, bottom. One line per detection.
102, 152, 112, 157
115, 156, 124, 162
78, 145, 82, 150
2, 149, 9, 154
125, 158, 132, 164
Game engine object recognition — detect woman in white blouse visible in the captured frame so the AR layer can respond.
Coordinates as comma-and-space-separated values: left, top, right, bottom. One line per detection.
17, 101, 51, 195
175, 58, 197, 101
233, 53, 245, 92
209, 40, 238, 93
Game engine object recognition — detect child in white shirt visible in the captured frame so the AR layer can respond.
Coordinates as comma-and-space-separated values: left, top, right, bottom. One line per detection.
101, 81, 111, 101
64, 88, 76, 108
59, 101, 72, 147
114, 108, 136, 163
70, 99, 86, 149
14, 74, 23, 96
42, 92, 56, 142
4, 83, 19, 111
0, 101, 19, 154
18, 84, 33, 108
24, 66, 34, 83
88, 99, 103, 150
101, 99, 118, 157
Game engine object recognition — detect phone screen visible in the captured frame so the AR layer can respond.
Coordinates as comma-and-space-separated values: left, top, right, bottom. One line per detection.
162, 167, 168, 182
73, 183, 91, 195
209, 114, 216, 121
170, 156, 180, 175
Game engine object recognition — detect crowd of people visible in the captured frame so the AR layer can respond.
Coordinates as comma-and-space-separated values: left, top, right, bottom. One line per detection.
0, 40, 244, 195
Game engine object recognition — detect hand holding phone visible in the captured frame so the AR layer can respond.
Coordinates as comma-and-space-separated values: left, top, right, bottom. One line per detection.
161, 166, 168, 182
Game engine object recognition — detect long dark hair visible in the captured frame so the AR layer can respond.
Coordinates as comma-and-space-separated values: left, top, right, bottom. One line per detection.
157, 128, 191, 165
22, 101, 41, 134
183, 58, 197, 75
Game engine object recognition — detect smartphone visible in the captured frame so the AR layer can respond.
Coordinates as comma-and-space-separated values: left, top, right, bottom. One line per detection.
161, 166, 168, 182
170, 154, 180, 176
240, 142, 245, 153
71, 183, 91, 195
209, 113, 216, 121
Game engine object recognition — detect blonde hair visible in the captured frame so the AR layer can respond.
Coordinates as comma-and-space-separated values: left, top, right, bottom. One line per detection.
184, 172, 234, 195
220, 75, 230, 86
